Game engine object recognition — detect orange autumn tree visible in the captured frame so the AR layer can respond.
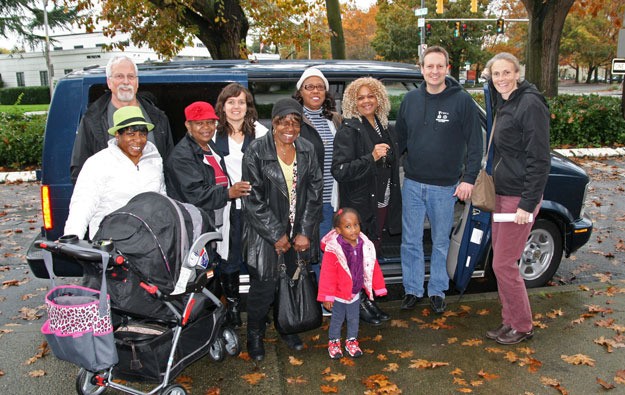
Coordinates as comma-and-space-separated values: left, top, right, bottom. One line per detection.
560, 0, 625, 83
342, 3, 378, 60
71, 0, 318, 59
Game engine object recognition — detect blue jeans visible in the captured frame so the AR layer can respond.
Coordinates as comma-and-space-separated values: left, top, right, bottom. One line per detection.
400, 179, 456, 298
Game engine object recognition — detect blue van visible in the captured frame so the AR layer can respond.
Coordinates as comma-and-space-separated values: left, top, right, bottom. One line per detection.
26, 60, 593, 291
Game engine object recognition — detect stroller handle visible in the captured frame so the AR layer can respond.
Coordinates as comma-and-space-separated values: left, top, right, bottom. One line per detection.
37, 238, 113, 263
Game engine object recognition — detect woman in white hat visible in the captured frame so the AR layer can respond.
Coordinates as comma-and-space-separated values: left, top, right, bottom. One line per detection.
64, 106, 166, 239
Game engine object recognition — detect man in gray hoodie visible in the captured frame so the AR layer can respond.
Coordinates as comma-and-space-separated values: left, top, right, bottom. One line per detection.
395, 46, 482, 314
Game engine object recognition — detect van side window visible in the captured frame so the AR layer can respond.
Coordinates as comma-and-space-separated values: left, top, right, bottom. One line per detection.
86, 82, 232, 144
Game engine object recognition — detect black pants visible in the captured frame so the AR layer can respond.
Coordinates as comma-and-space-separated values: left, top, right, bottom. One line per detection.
246, 249, 296, 332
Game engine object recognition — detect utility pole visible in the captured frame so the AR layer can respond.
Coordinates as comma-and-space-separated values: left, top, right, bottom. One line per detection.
42, 0, 54, 99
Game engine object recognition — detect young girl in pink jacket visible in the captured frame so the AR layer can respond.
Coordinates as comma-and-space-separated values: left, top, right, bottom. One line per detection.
318, 208, 387, 359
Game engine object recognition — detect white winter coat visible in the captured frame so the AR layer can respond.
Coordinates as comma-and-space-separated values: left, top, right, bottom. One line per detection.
64, 139, 166, 239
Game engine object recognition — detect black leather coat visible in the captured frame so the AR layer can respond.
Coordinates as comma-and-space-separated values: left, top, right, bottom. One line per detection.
164, 133, 230, 228
242, 132, 323, 281
332, 117, 402, 238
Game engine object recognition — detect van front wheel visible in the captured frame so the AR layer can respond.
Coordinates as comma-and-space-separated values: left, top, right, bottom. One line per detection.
519, 219, 563, 288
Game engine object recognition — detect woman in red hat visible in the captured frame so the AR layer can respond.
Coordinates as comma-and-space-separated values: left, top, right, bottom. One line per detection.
164, 101, 251, 237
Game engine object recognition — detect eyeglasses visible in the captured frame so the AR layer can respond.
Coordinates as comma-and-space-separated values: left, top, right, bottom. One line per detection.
189, 120, 217, 128
111, 73, 137, 82
303, 84, 326, 92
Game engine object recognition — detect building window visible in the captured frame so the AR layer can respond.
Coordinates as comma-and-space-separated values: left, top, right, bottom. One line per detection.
96, 43, 105, 48
54, 46, 62, 51
64, 69, 73, 75
40, 70, 49, 86
16, 72, 25, 87
87, 55, 101, 59
74, 45, 84, 49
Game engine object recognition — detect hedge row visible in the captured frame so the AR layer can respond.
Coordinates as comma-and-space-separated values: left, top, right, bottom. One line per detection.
0, 87, 51, 105
0, 112, 46, 169
1, 94, 624, 170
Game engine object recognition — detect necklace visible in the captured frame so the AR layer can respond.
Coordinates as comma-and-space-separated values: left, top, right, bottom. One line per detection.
277, 141, 293, 157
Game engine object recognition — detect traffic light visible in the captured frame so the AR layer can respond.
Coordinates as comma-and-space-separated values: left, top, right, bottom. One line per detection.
436, 0, 444, 14
426, 23, 432, 38
496, 18, 505, 34
461, 23, 468, 38
453, 21, 460, 38
471, 0, 478, 13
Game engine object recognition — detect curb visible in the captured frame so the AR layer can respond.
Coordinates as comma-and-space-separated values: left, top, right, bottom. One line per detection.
554, 147, 625, 158
0, 149, 622, 184
0, 170, 38, 183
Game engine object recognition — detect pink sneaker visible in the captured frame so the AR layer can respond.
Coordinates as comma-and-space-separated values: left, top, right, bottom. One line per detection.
344, 338, 363, 358
328, 339, 343, 359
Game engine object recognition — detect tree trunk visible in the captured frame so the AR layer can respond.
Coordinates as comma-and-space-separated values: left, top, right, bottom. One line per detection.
585, 66, 594, 84
522, 0, 575, 97
179, 0, 249, 59
326, 0, 346, 59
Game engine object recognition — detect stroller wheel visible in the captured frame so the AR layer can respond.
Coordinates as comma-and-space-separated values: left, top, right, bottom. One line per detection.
161, 384, 188, 395
222, 327, 241, 356
208, 337, 226, 362
76, 368, 108, 395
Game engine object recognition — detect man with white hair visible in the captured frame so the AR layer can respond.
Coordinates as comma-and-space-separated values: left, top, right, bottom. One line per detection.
70, 55, 173, 183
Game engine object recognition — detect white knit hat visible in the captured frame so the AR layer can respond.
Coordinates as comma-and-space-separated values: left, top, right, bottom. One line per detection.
296, 67, 329, 91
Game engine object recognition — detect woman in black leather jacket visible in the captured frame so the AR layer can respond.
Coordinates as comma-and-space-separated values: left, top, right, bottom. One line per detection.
332, 77, 402, 326
242, 98, 323, 361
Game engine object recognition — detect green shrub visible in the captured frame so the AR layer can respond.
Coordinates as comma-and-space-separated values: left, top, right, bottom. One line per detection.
0, 86, 51, 105
0, 112, 45, 169
549, 95, 625, 147
471, 92, 625, 148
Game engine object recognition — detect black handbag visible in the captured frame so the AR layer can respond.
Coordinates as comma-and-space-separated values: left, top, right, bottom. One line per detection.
274, 252, 322, 335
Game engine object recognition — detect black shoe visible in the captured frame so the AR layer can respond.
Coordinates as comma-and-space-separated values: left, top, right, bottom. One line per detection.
429, 296, 446, 314
246, 329, 265, 361
359, 300, 382, 326
281, 334, 304, 351
486, 324, 512, 340
400, 294, 422, 310
496, 328, 534, 345
362, 297, 390, 321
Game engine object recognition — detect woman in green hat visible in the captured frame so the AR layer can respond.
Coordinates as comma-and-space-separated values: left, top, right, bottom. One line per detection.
64, 106, 166, 239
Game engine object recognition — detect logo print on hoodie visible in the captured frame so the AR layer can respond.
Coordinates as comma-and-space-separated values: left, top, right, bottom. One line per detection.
436, 111, 450, 123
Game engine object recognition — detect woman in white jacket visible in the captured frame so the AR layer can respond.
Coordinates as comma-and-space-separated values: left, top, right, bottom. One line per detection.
64, 106, 166, 240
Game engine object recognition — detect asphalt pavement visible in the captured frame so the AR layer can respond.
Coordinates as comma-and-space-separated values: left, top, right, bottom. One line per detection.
1, 281, 624, 394
1, 154, 624, 394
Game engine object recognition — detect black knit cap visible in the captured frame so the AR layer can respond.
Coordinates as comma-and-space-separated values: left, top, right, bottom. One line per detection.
271, 98, 303, 119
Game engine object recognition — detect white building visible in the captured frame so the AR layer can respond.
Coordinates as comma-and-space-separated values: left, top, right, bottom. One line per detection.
0, 32, 213, 89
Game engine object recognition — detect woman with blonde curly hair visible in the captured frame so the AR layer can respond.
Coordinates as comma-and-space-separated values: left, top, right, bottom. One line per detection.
331, 77, 401, 324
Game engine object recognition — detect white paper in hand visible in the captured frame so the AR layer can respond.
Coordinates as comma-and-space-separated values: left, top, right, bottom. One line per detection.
493, 213, 534, 223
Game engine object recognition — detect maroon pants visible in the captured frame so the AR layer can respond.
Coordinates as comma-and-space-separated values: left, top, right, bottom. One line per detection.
491, 195, 541, 333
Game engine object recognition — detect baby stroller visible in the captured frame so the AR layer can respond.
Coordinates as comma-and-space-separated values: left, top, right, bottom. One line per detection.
39, 192, 240, 395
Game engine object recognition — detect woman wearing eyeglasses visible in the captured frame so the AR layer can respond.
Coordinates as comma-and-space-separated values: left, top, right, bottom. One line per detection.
293, 68, 342, 264
164, 101, 251, 230
64, 106, 166, 239
331, 77, 402, 324
242, 98, 323, 361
